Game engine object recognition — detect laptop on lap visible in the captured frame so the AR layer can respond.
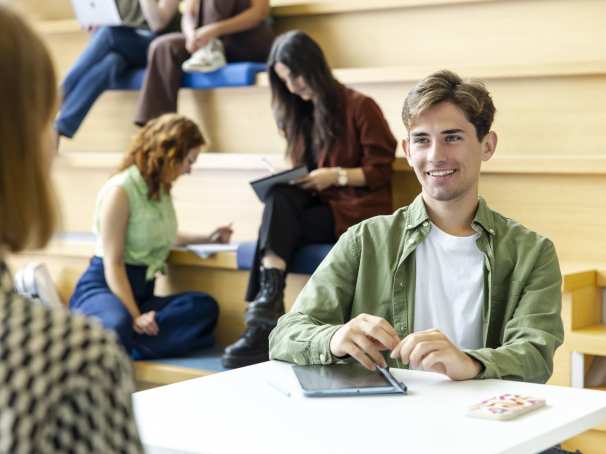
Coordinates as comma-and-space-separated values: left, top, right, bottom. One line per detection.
70, 0, 122, 27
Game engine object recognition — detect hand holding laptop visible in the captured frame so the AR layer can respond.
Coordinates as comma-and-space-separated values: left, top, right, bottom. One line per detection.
292, 167, 340, 192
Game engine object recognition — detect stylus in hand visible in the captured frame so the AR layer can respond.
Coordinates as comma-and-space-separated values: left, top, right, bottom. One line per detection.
375, 364, 407, 394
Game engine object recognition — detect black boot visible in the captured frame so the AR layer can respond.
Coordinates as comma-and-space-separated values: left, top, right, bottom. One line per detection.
222, 268, 285, 369
245, 267, 286, 325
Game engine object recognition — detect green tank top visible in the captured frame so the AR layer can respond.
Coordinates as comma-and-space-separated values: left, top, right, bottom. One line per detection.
94, 165, 177, 280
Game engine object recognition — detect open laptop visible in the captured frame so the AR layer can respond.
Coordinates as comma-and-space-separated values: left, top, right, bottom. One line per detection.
70, 0, 122, 27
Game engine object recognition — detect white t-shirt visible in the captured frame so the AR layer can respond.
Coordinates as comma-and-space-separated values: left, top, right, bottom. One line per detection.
413, 223, 484, 350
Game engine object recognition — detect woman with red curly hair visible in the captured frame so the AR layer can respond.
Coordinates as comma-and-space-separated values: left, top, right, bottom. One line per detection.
70, 113, 232, 359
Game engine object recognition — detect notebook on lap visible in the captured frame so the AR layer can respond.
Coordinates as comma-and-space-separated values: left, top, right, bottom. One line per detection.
249, 165, 308, 202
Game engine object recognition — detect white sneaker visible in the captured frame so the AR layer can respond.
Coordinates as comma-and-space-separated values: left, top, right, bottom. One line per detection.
14, 262, 64, 308
182, 39, 227, 73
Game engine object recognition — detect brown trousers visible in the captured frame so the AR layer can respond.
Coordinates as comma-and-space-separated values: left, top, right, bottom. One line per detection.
134, 0, 273, 126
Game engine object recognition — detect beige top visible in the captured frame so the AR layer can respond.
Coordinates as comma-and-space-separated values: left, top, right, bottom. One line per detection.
116, 0, 148, 29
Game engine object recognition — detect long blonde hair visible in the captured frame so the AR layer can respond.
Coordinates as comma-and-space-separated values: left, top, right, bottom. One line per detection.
0, 6, 58, 252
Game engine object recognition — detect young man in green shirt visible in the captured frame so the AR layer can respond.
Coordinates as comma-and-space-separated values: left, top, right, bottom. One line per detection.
269, 70, 564, 383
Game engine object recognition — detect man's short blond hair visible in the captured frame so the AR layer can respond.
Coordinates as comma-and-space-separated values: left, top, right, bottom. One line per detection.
402, 70, 496, 141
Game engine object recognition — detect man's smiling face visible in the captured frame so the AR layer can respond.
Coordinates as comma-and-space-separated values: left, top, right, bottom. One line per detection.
403, 101, 496, 205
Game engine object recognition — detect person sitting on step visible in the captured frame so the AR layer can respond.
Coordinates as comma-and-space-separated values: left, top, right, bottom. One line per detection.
70, 113, 232, 359
56, 0, 181, 140
270, 70, 564, 387
134, 0, 274, 125
222, 30, 397, 369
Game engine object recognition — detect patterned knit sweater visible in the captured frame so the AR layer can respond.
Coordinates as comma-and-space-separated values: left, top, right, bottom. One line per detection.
0, 261, 143, 453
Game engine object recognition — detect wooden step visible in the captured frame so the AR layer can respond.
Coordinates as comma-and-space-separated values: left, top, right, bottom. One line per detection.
133, 346, 227, 386
568, 326, 606, 357
562, 428, 606, 454
11, 0, 74, 21
272, 0, 606, 68
271, 0, 494, 16
8, 238, 309, 347
55, 66, 606, 159
52, 144, 606, 264
31, 1, 606, 72
51, 152, 420, 239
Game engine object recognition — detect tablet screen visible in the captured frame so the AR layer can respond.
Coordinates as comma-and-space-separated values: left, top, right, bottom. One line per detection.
292, 363, 406, 397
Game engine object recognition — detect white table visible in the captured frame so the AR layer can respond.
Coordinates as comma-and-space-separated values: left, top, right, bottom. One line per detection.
133, 361, 606, 454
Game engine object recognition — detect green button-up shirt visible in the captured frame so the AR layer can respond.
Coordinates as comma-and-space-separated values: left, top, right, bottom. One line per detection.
269, 195, 564, 383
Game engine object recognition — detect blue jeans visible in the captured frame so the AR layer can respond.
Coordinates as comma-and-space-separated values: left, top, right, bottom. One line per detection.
56, 26, 154, 138
69, 257, 219, 360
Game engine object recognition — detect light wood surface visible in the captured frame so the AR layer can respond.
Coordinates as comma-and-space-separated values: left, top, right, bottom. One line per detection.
132, 362, 209, 385
54, 72, 606, 159
271, 0, 497, 16
562, 429, 606, 454
568, 326, 606, 357
8, 0, 74, 20
8, 242, 309, 347
476, 174, 606, 264
273, 0, 606, 68
50, 153, 606, 265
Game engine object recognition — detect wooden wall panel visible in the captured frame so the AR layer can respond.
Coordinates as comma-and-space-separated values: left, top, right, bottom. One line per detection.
52, 161, 268, 241
274, 0, 606, 68
57, 74, 606, 160
479, 174, 606, 263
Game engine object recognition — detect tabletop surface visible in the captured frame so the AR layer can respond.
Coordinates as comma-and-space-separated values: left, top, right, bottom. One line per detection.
133, 361, 606, 454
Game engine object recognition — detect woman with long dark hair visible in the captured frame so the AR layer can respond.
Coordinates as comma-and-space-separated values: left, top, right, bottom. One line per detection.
223, 30, 397, 368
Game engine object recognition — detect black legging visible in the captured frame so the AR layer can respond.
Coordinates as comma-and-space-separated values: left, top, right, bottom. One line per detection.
245, 184, 336, 301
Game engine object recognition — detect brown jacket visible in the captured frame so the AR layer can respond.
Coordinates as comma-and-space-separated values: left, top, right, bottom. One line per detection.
310, 85, 397, 236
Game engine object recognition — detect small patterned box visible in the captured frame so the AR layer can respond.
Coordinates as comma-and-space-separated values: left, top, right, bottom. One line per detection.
467, 393, 546, 420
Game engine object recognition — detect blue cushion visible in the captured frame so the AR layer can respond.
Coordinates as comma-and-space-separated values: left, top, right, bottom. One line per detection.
110, 62, 266, 90
139, 345, 227, 373
237, 241, 334, 275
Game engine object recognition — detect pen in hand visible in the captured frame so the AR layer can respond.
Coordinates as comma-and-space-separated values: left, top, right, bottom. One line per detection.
375, 361, 407, 393
209, 222, 233, 243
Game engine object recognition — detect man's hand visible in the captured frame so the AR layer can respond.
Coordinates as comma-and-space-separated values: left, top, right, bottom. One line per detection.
293, 168, 339, 192
330, 314, 400, 370
390, 329, 482, 380
134, 311, 159, 336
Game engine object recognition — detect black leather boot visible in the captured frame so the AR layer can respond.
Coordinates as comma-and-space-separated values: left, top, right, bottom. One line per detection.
245, 267, 285, 325
222, 268, 285, 369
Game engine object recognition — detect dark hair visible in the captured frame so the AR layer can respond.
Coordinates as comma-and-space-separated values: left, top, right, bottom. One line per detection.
267, 30, 342, 164
118, 114, 205, 200
402, 70, 496, 141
